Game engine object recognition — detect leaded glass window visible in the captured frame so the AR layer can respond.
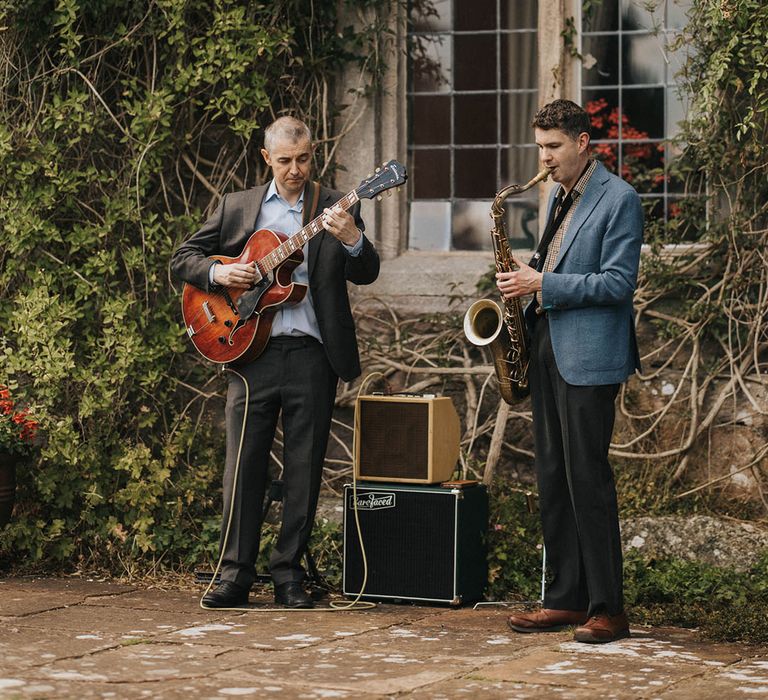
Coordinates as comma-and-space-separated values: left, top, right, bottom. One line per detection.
408, 0, 540, 251
582, 0, 692, 229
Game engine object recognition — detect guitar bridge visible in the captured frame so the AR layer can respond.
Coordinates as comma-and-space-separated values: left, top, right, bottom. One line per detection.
202, 301, 216, 323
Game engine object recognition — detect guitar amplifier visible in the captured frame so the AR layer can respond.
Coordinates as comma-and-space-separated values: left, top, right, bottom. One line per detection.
354, 394, 460, 483
342, 482, 488, 605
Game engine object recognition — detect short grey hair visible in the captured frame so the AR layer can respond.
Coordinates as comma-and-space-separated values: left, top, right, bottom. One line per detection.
263, 116, 312, 153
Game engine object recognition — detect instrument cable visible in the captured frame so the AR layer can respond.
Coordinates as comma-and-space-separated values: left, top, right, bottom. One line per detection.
198, 368, 387, 613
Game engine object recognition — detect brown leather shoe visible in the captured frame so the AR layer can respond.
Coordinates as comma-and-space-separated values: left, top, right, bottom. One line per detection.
573, 612, 630, 643
507, 608, 589, 633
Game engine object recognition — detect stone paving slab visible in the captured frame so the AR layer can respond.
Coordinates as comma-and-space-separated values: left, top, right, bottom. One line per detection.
29, 642, 243, 685
410, 677, 596, 698
0, 577, 767, 699
0, 670, 390, 700
9, 602, 222, 638
327, 619, 533, 660
472, 627, 758, 698
559, 628, 743, 665
661, 659, 768, 698
154, 608, 445, 651
222, 639, 483, 695
82, 587, 202, 612
1, 625, 123, 670
0, 577, 134, 597
0, 577, 135, 617
423, 605, 533, 631
405, 608, 578, 650
477, 646, 703, 695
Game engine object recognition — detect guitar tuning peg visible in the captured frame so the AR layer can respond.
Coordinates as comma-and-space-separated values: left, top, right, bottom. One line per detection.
397, 187, 401, 192
375, 167, 381, 173
377, 195, 383, 201
382, 161, 388, 167
368, 173, 373, 178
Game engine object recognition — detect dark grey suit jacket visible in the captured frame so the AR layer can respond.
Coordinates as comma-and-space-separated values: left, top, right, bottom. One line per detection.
171, 183, 380, 381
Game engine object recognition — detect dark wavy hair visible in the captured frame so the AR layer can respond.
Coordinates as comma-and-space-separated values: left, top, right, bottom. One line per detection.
531, 99, 591, 141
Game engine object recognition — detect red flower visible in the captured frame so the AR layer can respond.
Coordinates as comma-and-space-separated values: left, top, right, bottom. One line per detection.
0, 385, 38, 455
584, 98, 665, 185
585, 97, 608, 115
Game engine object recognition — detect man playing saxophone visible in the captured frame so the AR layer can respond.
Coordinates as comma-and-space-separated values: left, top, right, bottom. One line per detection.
496, 99, 643, 643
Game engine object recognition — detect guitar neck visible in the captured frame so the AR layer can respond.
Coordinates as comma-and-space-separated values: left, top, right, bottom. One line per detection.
259, 189, 360, 272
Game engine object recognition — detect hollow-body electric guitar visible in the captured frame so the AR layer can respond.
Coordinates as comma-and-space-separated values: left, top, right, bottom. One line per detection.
181, 160, 407, 364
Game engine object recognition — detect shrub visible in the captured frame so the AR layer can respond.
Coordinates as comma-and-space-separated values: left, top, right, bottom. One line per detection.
0, 0, 391, 570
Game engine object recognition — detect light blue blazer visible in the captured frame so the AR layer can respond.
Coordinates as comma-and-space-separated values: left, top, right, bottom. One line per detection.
524, 160, 644, 386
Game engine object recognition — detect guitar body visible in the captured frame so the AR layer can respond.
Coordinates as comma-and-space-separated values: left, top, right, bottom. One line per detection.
179, 161, 408, 364
181, 228, 307, 364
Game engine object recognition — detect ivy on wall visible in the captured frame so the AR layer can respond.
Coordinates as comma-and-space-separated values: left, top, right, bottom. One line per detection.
0, 0, 394, 569
622, 0, 768, 503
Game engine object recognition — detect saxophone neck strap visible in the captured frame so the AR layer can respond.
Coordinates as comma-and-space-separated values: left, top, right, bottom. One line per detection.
530, 159, 593, 270
529, 189, 573, 270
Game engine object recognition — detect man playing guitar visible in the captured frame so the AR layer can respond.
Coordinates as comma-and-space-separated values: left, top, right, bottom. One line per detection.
171, 116, 380, 608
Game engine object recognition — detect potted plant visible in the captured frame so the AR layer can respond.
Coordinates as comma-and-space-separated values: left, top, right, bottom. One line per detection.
0, 385, 38, 527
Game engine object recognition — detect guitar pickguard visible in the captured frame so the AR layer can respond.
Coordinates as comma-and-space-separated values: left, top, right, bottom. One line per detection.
235, 271, 274, 319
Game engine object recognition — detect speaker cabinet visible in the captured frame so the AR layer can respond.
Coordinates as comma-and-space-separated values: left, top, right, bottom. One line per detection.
354, 395, 460, 483
342, 483, 488, 605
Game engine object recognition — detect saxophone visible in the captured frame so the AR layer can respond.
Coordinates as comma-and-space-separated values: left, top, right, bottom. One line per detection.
463, 167, 552, 404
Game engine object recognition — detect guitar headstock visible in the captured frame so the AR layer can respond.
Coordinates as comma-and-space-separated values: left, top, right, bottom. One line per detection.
356, 160, 408, 200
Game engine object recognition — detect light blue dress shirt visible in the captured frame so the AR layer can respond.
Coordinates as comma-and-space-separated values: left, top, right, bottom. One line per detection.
210, 180, 363, 341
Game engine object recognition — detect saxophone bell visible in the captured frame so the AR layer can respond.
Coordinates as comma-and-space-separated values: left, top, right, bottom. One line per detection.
463, 298, 505, 348
464, 298, 525, 404
463, 298, 529, 404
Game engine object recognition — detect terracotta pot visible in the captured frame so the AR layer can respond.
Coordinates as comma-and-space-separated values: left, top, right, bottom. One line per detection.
0, 450, 17, 527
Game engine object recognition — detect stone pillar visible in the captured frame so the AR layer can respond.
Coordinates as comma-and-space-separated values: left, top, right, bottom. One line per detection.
536, 0, 583, 211
538, 0, 581, 105
334, 2, 408, 261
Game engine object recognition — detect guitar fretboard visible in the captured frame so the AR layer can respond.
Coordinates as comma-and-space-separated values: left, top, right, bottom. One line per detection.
259, 190, 360, 273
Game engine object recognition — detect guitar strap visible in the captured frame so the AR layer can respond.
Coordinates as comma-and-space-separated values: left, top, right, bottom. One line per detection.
302, 181, 322, 227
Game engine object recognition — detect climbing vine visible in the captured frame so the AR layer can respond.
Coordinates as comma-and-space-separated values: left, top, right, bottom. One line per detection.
617, 0, 768, 506
0, 0, 397, 569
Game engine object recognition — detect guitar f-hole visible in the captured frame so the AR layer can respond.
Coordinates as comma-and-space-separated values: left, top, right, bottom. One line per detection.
227, 319, 247, 346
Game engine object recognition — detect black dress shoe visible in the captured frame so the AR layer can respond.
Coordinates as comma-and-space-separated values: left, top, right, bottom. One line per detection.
202, 581, 250, 608
274, 581, 314, 609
